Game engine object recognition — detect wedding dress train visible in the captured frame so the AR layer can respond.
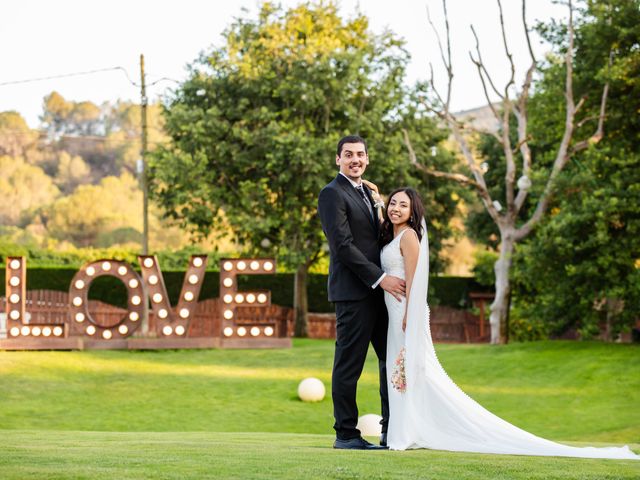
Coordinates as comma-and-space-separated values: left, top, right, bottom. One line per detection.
381, 225, 638, 459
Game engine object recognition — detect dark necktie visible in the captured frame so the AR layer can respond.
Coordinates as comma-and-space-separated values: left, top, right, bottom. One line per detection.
355, 185, 373, 219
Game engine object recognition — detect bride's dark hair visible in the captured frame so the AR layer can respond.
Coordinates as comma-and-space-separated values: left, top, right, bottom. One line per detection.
380, 187, 425, 248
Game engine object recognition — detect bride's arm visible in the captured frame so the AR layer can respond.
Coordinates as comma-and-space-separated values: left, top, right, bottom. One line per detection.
400, 229, 420, 332
361, 179, 385, 224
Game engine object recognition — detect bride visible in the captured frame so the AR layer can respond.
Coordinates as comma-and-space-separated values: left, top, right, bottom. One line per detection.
365, 182, 638, 459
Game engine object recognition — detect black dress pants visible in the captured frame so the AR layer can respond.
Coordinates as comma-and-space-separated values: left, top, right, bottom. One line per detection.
332, 291, 389, 440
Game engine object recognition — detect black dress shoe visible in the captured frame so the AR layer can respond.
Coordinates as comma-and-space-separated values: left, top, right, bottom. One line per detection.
333, 437, 387, 450
380, 432, 387, 447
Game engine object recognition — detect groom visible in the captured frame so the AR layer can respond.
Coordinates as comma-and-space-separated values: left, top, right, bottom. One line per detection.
318, 135, 405, 450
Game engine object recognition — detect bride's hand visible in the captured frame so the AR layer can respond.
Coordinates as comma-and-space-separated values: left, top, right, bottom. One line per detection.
361, 179, 379, 194
362, 179, 383, 205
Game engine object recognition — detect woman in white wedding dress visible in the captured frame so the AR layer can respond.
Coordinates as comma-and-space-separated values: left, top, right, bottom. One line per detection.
368, 184, 638, 459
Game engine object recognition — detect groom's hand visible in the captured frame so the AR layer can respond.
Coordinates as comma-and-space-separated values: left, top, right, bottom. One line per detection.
380, 275, 405, 302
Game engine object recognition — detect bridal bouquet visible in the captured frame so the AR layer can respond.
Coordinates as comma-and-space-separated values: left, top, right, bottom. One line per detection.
391, 347, 406, 393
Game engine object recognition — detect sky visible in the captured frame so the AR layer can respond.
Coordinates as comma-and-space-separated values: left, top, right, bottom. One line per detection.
0, 0, 568, 128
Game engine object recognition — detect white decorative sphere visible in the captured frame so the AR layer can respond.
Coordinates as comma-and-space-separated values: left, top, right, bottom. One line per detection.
297, 378, 325, 402
357, 414, 383, 437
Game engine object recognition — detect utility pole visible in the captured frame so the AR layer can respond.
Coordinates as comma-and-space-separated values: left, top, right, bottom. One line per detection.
139, 54, 150, 336
140, 54, 149, 255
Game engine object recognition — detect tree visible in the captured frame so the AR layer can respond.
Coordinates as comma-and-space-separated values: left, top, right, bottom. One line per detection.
54, 151, 91, 193
512, 0, 640, 339
406, 0, 612, 343
0, 155, 59, 226
151, 2, 455, 336
46, 172, 142, 247
0, 111, 39, 159
41, 92, 102, 137
104, 100, 168, 175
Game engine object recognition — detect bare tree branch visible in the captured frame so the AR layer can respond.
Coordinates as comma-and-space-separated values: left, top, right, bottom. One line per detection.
512, 2, 539, 214
469, 51, 501, 122
402, 129, 503, 223
516, 0, 577, 240
470, 26, 504, 100
428, 63, 447, 110
496, 0, 516, 96
426, 2, 453, 111
522, 0, 537, 64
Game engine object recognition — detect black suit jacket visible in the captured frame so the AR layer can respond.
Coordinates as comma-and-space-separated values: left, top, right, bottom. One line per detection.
318, 174, 383, 302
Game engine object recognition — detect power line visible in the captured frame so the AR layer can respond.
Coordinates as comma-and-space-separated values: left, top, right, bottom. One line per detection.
0, 66, 140, 88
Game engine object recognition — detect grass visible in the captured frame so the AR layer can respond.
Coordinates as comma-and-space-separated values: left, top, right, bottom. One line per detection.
0, 339, 638, 478
1, 431, 638, 480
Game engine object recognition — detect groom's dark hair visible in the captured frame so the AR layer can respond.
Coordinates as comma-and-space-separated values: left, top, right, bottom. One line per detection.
337, 135, 367, 156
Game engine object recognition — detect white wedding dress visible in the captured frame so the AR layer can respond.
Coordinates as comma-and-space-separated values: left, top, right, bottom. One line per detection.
381, 224, 639, 459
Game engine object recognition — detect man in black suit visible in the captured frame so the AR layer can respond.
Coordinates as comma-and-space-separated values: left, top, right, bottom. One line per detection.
318, 135, 405, 450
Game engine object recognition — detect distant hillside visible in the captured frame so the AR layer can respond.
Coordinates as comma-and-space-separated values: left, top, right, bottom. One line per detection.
454, 104, 500, 134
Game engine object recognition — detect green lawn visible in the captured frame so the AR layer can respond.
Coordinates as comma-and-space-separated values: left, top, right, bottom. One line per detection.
0, 340, 638, 479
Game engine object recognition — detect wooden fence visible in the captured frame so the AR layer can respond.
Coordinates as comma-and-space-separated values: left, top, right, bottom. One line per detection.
1, 290, 486, 342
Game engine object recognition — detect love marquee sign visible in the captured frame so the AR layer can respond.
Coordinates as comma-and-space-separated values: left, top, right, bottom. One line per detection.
1, 255, 289, 350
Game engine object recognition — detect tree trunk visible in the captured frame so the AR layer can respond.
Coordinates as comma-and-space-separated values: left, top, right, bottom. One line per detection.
489, 237, 514, 344
293, 262, 309, 338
